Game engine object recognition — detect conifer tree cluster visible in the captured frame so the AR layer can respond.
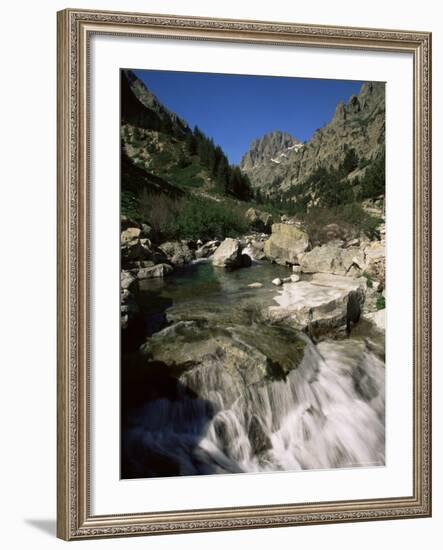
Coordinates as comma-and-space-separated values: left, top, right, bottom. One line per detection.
184, 126, 252, 201
277, 148, 384, 211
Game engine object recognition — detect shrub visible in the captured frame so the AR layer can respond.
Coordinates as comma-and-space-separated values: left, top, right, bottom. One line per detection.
172, 198, 248, 240
339, 203, 381, 240
376, 295, 386, 310
139, 190, 179, 237
300, 202, 382, 244
137, 190, 248, 241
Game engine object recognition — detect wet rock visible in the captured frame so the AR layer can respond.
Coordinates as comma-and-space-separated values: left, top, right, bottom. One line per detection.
268, 273, 367, 340
264, 223, 310, 265
290, 274, 300, 283
212, 238, 242, 268
248, 282, 263, 289
248, 415, 272, 454
136, 263, 173, 279
140, 320, 306, 407
272, 278, 283, 286
159, 241, 194, 266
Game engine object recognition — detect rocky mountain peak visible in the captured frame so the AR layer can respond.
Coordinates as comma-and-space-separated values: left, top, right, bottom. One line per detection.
240, 81, 385, 198
240, 131, 302, 171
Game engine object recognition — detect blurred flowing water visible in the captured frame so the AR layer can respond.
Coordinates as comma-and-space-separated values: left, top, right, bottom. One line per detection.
122, 260, 385, 477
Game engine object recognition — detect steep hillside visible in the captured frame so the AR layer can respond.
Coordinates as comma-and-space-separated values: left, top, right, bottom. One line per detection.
121, 70, 252, 207
121, 69, 188, 136
241, 82, 385, 203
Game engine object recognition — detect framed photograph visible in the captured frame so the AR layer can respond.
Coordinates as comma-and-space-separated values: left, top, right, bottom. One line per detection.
57, 8, 432, 540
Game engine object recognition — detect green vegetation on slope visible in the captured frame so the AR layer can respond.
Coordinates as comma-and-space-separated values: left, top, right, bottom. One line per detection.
356, 151, 385, 201
121, 67, 385, 245
137, 190, 249, 241
121, 69, 252, 202
120, 69, 255, 241
249, 148, 384, 242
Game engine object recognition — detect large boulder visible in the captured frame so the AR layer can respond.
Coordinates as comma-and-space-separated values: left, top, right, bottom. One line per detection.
159, 241, 194, 266
300, 243, 365, 277
136, 263, 173, 279
245, 208, 273, 234
212, 238, 243, 268
267, 273, 367, 340
140, 320, 306, 407
264, 223, 310, 265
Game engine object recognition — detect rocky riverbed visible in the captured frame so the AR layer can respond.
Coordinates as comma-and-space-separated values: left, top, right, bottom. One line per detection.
121, 215, 386, 478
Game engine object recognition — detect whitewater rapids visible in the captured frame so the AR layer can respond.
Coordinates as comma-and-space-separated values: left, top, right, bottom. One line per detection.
123, 334, 385, 477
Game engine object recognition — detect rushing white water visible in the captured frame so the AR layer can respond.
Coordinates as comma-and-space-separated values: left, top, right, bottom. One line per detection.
124, 334, 385, 477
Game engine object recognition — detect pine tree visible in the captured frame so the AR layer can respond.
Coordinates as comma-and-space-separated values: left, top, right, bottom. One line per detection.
185, 131, 197, 156
216, 158, 229, 189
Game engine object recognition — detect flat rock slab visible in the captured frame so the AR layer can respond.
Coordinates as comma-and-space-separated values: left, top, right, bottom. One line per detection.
300, 243, 365, 276
267, 273, 366, 339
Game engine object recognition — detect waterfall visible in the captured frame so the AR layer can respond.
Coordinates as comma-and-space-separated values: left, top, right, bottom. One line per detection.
123, 334, 385, 478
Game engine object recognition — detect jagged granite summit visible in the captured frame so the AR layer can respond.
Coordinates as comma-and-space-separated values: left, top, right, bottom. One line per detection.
240, 82, 385, 198
240, 131, 302, 172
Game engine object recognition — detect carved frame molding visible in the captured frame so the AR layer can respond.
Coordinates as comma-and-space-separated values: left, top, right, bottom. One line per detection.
57, 8, 431, 540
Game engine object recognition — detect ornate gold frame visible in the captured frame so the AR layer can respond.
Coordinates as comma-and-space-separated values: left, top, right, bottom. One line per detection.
57, 8, 432, 540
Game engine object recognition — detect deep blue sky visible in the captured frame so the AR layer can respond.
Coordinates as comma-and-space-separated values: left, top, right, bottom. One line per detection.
134, 69, 364, 165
